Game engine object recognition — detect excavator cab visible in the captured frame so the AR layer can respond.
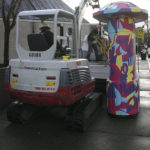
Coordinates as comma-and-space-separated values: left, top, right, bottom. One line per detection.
16, 9, 76, 60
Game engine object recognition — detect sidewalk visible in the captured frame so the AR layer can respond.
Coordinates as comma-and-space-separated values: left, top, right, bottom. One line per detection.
137, 55, 150, 108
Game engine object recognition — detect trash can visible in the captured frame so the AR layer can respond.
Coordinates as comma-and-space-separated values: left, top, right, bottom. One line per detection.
141, 53, 146, 60
141, 49, 147, 60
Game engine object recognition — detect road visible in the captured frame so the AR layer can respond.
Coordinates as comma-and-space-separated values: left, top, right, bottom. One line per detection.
1, 56, 150, 150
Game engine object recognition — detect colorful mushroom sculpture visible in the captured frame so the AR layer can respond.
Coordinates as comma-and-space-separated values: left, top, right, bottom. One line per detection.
93, 2, 148, 116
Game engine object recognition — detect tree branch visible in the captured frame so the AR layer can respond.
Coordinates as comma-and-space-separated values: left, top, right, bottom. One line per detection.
10, 0, 22, 30
2, 0, 6, 24
7, 0, 17, 21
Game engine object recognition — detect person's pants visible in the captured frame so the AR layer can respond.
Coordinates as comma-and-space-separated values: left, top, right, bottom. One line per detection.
87, 42, 100, 61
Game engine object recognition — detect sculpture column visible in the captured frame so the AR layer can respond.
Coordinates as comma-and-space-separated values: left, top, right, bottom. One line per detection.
93, 2, 148, 116
107, 15, 139, 116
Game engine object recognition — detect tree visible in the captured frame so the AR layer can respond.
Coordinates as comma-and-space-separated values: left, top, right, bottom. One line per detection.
1, 0, 22, 66
144, 29, 150, 47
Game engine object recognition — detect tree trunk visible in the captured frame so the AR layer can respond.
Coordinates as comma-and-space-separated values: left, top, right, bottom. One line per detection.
4, 29, 10, 67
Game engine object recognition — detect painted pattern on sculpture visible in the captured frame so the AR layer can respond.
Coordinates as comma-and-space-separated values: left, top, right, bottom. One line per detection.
93, 2, 148, 23
107, 15, 139, 115
93, 2, 148, 116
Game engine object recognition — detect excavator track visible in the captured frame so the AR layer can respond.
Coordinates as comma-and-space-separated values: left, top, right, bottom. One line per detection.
7, 93, 102, 132
65, 92, 102, 131
7, 101, 43, 124
7, 101, 24, 123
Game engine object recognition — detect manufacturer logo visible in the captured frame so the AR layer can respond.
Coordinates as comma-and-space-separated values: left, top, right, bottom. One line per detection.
29, 53, 41, 57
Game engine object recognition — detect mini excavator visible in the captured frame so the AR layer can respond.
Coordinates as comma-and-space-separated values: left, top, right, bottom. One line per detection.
5, 0, 102, 131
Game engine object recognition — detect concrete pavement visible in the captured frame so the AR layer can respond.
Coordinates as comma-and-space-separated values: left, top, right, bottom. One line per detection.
138, 56, 150, 110
0, 56, 150, 150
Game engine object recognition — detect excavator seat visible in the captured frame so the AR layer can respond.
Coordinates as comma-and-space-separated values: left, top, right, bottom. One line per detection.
27, 33, 50, 51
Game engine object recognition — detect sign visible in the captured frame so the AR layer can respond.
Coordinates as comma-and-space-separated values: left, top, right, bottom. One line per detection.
45, 81, 56, 86
138, 27, 144, 39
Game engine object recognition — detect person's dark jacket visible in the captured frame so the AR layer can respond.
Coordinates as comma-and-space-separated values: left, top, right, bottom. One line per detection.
88, 28, 98, 42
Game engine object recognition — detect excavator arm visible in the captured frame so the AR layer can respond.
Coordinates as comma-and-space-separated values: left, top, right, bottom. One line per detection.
74, 0, 100, 57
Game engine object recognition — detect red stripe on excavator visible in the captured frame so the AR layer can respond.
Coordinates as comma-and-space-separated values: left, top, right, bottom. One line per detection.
5, 80, 95, 106
13, 74, 19, 77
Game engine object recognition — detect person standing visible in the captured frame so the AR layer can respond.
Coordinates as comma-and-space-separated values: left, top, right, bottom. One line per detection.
86, 27, 100, 61
40, 25, 54, 48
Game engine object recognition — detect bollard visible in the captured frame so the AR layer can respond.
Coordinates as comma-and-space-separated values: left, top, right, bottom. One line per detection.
93, 2, 148, 116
